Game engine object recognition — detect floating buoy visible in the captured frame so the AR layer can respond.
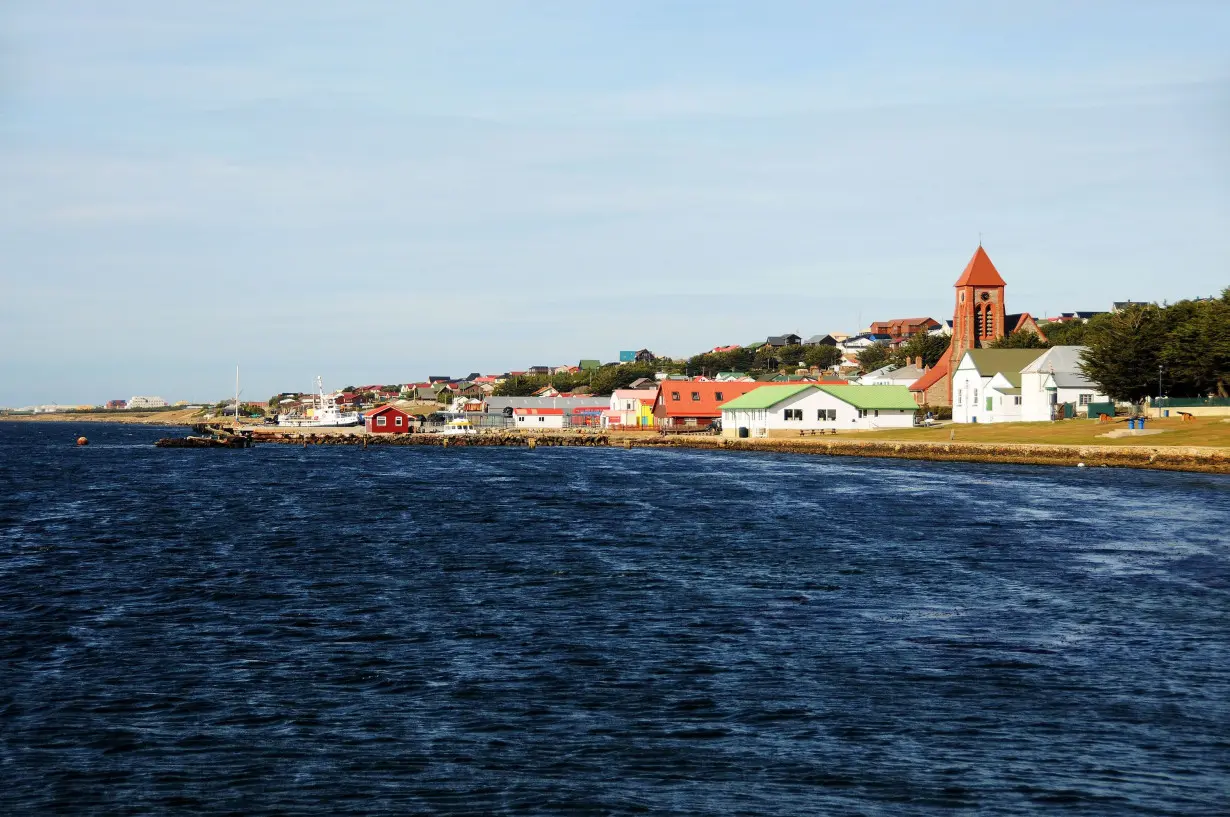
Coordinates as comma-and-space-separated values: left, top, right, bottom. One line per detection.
1076, 462, 1085, 468
76, 436, 89, 446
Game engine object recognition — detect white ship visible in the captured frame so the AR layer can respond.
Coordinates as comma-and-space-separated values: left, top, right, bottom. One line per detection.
277, 377, 361, 427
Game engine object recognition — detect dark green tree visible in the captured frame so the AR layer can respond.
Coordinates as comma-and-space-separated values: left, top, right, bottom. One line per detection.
1079, 305, 1166, 402
1037, 320, 1089, 346
989, 329, 1049, 349
1161, 296, 1230, 397
892, 333, 950, 367
857, 341, 892, 373
587, 362, 659, 395
803, 344, 842, 369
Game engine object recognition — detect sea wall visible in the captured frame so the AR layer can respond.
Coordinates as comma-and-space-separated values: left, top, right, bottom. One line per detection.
251, 430, 1230, 474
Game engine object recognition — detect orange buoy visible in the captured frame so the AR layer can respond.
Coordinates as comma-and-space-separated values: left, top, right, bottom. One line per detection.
77, 436, 89, 446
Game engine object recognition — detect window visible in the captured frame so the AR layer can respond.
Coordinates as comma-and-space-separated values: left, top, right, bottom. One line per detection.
858, 409, 867, 418
671, 391, 680, 401
714, 392, 724, 402
377, 416, 386, 427
956, 389, 963, 406
538, 417, 545, 423
691, 392, 701, 401
784, 409, 802, 421
1014, 396, 1022, 406
395, 416, 403, 427
1079, 394, 1092, 406
874, 410, 879, 417
816, 409, 836, 421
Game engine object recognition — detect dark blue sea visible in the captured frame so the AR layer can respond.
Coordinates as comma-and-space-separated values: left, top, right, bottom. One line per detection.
1, 422, 1228, 815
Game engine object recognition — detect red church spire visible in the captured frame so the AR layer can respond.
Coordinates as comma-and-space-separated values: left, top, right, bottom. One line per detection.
954, 245, 1007, 288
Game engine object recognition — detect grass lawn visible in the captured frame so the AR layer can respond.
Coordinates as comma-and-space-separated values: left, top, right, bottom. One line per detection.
851, 416, 1230, 448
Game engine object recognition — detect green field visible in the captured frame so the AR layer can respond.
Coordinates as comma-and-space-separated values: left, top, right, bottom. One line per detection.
853, 416, 1230, 448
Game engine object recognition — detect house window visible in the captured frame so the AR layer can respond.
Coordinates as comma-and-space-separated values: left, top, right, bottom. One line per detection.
377, 416, 386, 427
684, 418, 697, 426
691, 392, 701, 401
538, 417, 545, 423
1014, 396, 1022, 406
671, 391, 680, 401
714, 392, 724, 402
858, 409, 867, 418
816, 409, 836, 421
874, 410, 879, 417
395, 416, 403, 427
973, 389, 979, 405
1079, 394, 1092, 406
783, 409, 802, 421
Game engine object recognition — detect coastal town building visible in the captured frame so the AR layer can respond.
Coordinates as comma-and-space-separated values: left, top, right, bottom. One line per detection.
720, 384, 917, 437
105, 399, 127, 410
909, 246, 1046, 407
868, 317, 941, 344
365, 404, 414, 434
857, 362, 925, 387
950, 346, 1108, 423
951, 349, 1047, 424
514, 407, 566, 429
602, 389, 657, 429
128, 396, 168, 409
1019, 346, 1108, 422
652, 380, 764, 427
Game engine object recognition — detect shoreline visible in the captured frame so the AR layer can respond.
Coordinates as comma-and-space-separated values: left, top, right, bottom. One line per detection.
6, 416, 1228, 474
241, 427, 1230, 474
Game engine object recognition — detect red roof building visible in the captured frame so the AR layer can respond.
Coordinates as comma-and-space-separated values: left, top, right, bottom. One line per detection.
652, 380, 765, 426
365, 404, 413, 434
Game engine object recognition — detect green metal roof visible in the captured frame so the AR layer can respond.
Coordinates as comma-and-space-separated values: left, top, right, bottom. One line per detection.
718, 384, 814, 410
815, 385, 918, 410
963, 349, 1046, 377
998, 387, 1022, 395
578, 359, 601, 370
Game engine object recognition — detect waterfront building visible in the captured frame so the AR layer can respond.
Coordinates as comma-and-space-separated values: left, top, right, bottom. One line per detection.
365, 404, 414, 434
513, 407, 566, 430
1019, 346, 1108, 422
652, 380, 765, 428
601, 389, 657, 429
128, 396, 168, 409
720, 384, 917, 437
951, 349, 1048, 424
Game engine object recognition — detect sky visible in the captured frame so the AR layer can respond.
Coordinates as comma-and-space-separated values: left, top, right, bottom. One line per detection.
1, 1, 1227, 405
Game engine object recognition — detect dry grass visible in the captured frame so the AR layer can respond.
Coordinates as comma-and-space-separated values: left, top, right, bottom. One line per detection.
852, 416, 1230, 448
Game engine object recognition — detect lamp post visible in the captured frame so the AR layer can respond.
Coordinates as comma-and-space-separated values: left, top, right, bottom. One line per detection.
1157, 364, 1165, 416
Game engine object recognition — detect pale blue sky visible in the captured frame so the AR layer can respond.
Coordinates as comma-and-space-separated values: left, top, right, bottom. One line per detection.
2, 1, 1227, 405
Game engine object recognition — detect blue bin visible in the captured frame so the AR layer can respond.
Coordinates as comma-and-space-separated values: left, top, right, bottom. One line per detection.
1163, 410, 1169, 418
1138, 417, 1147, 429
1129, 418, 1137, 429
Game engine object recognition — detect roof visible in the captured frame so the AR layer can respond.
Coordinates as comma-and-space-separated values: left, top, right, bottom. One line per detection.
485, 396, 610, 413
366, 403, 410, 417
954, 246, 1007, 288
514, 407, 564, 416
998, 387, 1022, 395
612, 389, 658, 400
578, 359, 601, 370
1020, 345, 1089, 374
909, 355, 950, 393
655, 381, 765, 417
718, 385, 814, 410
963, 349, 1048, 375
816, 385, 919, 410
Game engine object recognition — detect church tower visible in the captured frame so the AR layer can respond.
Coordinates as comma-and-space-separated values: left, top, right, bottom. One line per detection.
909, 245, 1013, 407
947, 245, 1007, 377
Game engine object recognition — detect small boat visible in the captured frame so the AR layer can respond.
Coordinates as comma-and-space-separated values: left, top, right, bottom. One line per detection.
277, 376, 361, 428
156, 434, 251, 449
441, 418, 477, 436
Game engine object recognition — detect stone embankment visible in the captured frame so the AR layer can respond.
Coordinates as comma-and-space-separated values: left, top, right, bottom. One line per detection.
249, 430, 1230, 474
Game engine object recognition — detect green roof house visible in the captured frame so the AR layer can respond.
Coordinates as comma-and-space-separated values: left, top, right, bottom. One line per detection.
720, 384, 917, 438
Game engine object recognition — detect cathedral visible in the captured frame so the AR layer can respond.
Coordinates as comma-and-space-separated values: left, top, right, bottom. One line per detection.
909, 246, 1044, 406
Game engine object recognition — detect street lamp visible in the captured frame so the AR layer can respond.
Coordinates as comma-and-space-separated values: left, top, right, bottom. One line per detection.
1157, 364, 1165, 415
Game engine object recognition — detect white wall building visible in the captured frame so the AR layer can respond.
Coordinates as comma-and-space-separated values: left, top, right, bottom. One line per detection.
1020, 346, 1108, 422
952, 350, 1046, 424
952, 347, 1108, 423
128, 396, 169, 409
720, 384, 917, 438
513, 408, 566, 430
857, 363, 925, 387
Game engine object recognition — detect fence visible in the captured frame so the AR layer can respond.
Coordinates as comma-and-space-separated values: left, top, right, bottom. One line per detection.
1151, 397, 1230, 408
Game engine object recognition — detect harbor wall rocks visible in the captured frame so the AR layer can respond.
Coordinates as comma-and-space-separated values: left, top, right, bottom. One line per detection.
249, 430, 1230, 474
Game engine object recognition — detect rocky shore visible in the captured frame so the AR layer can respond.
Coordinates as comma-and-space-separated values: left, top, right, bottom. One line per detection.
250, 430, 1230, 474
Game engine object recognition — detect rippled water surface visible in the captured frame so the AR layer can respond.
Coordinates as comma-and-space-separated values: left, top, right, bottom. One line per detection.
2, 422, 1229, 815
